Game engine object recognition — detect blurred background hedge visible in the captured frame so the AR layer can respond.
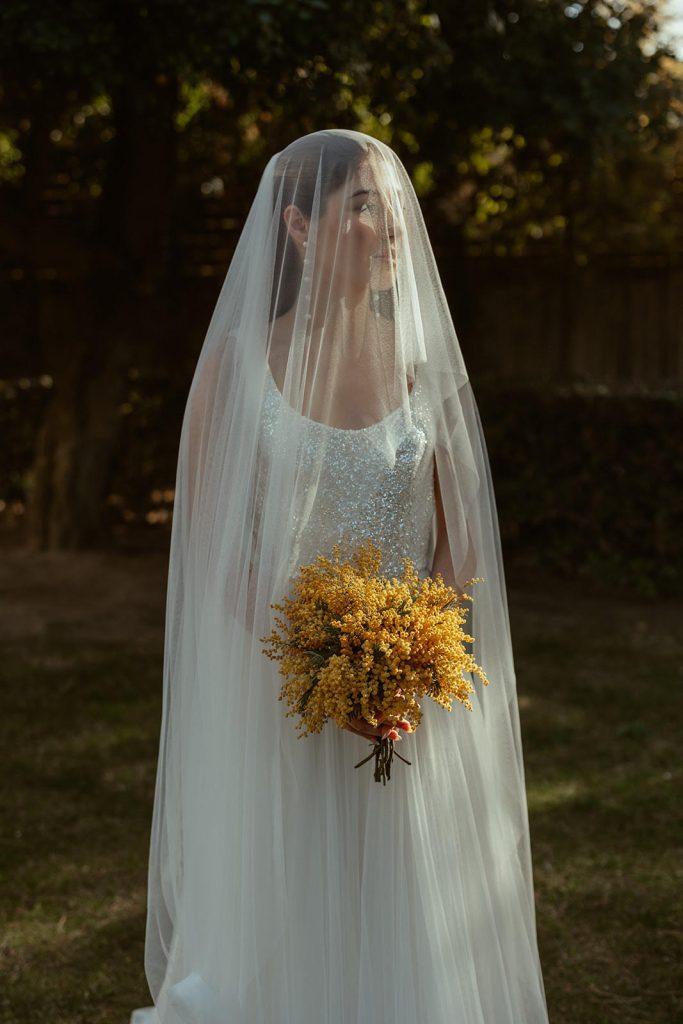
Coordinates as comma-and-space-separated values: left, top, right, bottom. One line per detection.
2, 370, 680, 596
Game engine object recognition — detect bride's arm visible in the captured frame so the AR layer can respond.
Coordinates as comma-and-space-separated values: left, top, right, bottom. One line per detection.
183, 343, 259, 632
430, 455, 477, 594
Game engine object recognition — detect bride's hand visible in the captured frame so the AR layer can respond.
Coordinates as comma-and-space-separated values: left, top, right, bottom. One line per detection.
344, 712, 412, 742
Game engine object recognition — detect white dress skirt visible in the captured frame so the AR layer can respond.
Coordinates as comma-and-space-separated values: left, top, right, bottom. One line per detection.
130, 367, 549, 1023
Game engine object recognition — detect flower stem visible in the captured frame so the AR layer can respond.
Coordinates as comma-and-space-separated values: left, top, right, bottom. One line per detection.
353, 737, 412, 784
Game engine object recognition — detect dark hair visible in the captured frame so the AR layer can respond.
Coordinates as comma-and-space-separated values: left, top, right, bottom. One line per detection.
269, 133, 365, 321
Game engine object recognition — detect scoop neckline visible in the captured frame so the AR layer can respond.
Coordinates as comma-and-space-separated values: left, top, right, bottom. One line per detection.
265, 363, 415, 433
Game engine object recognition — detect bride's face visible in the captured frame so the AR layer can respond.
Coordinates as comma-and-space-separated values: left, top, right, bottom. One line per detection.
325, 167, 397, 293
287, 162, 398, 304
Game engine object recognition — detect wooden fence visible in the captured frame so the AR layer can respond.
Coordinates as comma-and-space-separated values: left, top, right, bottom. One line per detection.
1, 187, 681, 387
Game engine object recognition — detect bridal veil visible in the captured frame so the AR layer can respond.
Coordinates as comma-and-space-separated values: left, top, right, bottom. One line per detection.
132, 128, 549, 1024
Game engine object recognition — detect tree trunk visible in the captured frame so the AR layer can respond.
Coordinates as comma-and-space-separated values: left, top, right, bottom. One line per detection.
24, 75, 178, 551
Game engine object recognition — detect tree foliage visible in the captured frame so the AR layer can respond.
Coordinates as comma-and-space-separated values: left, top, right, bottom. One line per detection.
0, 0, 680, 259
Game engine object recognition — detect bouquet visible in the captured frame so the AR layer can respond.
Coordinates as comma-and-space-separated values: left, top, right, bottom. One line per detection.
260, 538, 489, 785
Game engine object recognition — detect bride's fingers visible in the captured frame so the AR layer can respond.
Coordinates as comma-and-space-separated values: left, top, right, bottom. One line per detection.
379, 724, 401, 741
346, 715, 412, 741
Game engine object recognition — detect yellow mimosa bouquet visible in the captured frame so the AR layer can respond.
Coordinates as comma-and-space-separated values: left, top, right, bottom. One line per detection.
260, 538, 489, 784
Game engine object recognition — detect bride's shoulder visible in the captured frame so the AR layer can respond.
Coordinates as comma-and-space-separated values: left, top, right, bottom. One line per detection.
190, 334, 243, 402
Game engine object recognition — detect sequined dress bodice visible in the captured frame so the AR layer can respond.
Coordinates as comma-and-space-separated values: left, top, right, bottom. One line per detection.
256, 366, 436, 580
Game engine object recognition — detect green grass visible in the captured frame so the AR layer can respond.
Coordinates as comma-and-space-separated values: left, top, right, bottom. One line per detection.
1, 551, 681, 1023
1, 633, 159, 1023
508, 573, 682, 1023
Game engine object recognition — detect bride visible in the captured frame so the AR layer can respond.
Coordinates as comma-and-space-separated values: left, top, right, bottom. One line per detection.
131, 128, 550, 1024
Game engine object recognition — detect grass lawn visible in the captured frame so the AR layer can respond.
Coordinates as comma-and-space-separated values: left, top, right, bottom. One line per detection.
1, 542, 681, 1023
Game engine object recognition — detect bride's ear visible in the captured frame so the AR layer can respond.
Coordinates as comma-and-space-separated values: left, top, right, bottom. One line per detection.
282, 204, 309, 250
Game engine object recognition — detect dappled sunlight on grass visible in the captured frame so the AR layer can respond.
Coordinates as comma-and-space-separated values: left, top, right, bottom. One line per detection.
527, 778, 584, 811
4, 888, 146, 955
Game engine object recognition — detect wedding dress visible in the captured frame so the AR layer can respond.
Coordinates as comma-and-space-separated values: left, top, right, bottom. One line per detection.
130, 128, 550, 1024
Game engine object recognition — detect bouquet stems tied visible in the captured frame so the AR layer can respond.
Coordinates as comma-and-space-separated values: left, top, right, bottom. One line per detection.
353, 733, 412, 786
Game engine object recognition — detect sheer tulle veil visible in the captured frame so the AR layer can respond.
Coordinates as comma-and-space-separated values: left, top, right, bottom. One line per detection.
131, 128, 549, 1024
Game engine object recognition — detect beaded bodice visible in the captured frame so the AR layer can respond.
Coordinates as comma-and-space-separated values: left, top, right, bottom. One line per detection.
256, 365, 436, 581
